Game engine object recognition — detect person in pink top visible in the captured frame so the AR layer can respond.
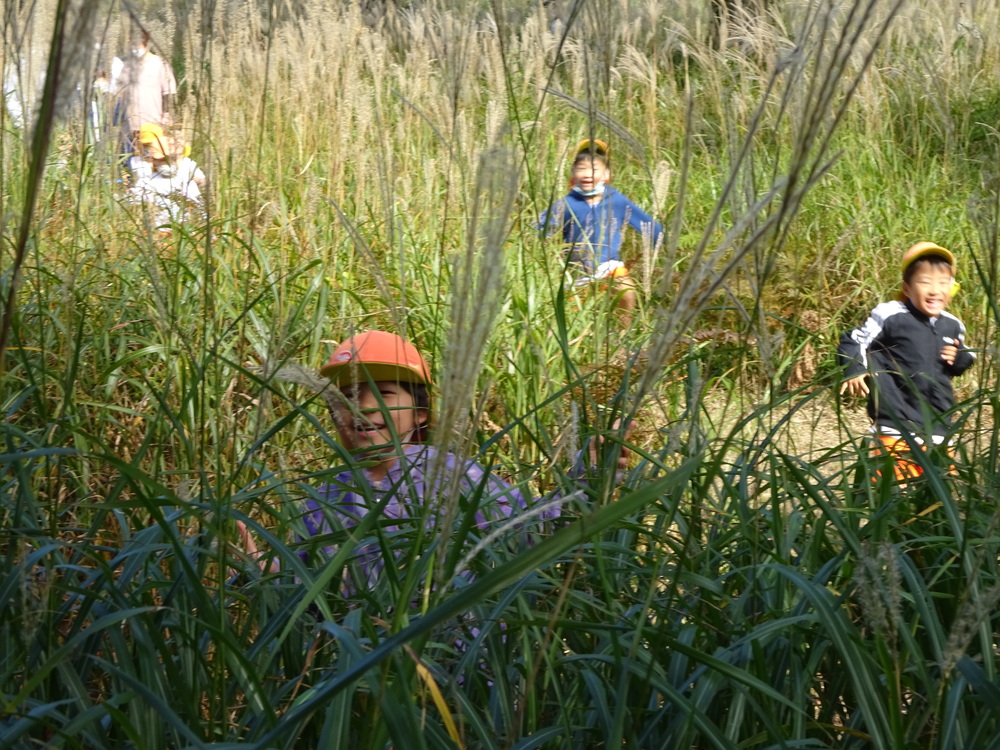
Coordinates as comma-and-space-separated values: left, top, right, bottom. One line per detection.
116, 29, 177, 154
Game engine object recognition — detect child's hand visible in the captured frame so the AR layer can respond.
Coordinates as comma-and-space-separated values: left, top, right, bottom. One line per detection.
840, 374, 869, 397
234, 520, 278, 574
589, 419, 636, 472
941, 341, 958, 365
235, 520, 257, 555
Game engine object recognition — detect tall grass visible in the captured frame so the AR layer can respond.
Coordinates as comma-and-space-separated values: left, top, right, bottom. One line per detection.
2, 0, 1000, 747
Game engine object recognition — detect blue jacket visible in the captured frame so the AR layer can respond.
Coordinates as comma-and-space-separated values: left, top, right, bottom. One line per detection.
541, 186, 663, 272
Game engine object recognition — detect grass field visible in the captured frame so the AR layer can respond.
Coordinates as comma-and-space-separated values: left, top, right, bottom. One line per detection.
3, 0, 1000, 747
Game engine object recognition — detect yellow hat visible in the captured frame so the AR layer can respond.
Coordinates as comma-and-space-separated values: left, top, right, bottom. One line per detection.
901, 241, 956, 276
138, 123, 185, 160
138, 123, 164, 145
575, 138, 610, 159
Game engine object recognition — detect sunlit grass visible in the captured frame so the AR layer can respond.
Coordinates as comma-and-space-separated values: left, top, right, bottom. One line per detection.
2, 0, 1000, 747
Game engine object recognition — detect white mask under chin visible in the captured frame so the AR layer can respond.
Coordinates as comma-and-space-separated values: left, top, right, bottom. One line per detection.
572, 183, 606, 198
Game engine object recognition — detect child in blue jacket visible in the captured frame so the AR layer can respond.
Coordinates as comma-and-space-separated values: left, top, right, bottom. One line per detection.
540, 139, 663, 322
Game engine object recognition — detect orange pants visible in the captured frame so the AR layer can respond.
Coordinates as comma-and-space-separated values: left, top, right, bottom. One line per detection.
871, 435, 955, 483
570, 266, 633, 309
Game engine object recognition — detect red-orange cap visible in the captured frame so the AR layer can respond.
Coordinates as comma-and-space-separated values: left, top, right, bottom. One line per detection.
320, 331, 432, 388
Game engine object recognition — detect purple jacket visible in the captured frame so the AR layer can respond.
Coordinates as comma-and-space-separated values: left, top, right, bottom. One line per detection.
298, 444, 571, 589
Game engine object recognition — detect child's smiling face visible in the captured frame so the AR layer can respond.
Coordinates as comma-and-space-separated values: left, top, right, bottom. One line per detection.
571, 155, 609, 192
334, 381, 427, 458
903, 261, 954, 318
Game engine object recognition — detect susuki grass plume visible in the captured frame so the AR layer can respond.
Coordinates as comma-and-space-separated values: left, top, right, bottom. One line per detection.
4, 0, 1000, 747
853, 541, 902, 657
429, 145, 519, 590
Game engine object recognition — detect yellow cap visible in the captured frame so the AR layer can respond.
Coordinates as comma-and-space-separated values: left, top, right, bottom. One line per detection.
901, 241, 955, 276
575, 138, 610, 159
138, 123, 164, 145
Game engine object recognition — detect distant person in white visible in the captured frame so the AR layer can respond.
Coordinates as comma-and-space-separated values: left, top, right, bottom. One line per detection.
3, 56, 45, 130
129, 122, 205, 229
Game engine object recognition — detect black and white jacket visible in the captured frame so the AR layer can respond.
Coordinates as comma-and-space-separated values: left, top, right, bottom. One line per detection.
838, 299, 975, 439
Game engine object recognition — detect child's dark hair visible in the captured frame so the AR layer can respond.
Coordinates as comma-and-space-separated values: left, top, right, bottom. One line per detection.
399, 381, 431, 442
904, 254, 953, 284
572, 150, 608, 169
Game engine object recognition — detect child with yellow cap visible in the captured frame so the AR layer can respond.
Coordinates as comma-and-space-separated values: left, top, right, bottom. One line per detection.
239, 330, 634, 585
539, 139, 663, 323
129, 122, 205, 229
838, 242, 975, 481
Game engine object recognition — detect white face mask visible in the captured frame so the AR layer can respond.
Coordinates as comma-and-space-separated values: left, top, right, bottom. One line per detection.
132, 47, 145, 58
572, 183, 606, 198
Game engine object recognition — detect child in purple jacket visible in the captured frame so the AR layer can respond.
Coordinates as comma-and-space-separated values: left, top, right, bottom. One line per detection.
239, 330, 633, 590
